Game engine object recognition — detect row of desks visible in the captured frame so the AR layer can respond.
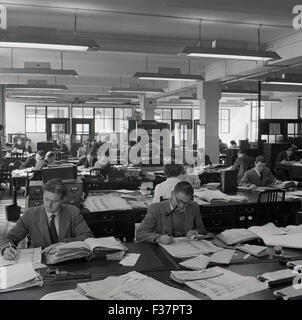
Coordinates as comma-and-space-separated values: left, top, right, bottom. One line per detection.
0, 241, 298, 300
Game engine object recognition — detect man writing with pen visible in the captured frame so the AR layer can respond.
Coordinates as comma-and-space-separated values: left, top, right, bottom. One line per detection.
136, 181, 206, 244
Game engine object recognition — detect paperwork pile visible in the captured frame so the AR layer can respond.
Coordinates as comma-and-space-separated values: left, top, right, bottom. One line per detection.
43, 237, 128, 264
84, 193, 132, 212
194, 189, 247, 204
216, 228, 260, 245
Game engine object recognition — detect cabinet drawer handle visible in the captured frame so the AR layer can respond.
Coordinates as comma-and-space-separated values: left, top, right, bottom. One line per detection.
248, 216, 253, 220
239, 216, 245, 221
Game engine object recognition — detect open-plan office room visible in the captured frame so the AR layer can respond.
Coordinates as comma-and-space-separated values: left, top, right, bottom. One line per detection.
2, 0, 302, 305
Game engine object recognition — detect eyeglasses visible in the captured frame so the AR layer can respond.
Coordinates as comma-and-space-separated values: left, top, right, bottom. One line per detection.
173, 193, 191, 206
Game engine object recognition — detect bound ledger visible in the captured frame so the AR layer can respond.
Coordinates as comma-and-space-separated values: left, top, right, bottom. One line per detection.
43, 237, 128, 264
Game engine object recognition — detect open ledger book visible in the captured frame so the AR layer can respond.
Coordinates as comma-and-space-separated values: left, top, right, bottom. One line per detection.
0, 263, 43, 293
43, 237, 128, 264
194, 189, 248, 204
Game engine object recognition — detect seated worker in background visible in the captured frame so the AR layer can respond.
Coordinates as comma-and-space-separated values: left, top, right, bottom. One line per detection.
35, 151, 56, 170
24, 139, 32, 154
136, 181, 206, 244
239, 155, 280, 189
55, 140, 69, 154
219, 139, 228, 154
94, 150, 111, 178
182, 164, 201, 189
90, 140, 101, 154
229, 140, 237, 149
77, 141, 90, 158
275, 147, 300, 164
78, 151, 98, 169
152, 164, 185, 203
19, 150, 44, 169
231, 149, 254, 183
12, 138, 25, 152
0, 178, 93, 260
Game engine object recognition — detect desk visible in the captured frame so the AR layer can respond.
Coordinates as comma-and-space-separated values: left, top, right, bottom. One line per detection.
0, 242, 294, 300
275, 162, 302, 180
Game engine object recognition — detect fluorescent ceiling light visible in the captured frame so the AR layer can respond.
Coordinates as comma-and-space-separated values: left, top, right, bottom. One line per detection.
244, 98, 282, 102
0, 68, 78, 77
95, 94, 139, 100
109, 87, 164, 94
85, 101, 130, 104
181, 46, 281, 61
221, 89, 258, 96
6, 84, 68, 91
0, 39, 99, 51
8, 94, 59, 99
262, 78, 302, 86
134, 72, 204, 81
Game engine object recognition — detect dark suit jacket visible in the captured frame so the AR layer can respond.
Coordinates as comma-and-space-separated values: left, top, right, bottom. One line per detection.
231, 155, 254, 182
0, 204, 93, 251
79, 156, 97, 168
239, 167, 277, 187
19, 156, 36, 169
136, 200, 206, 243
275, 150, 299, 164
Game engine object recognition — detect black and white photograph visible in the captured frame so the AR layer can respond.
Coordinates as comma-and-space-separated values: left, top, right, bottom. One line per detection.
0, 0, 302, 308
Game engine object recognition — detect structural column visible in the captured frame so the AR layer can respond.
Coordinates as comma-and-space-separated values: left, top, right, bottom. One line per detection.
197, 81, 221, 163
140, 96, 157, 120
0, 85, 5, 127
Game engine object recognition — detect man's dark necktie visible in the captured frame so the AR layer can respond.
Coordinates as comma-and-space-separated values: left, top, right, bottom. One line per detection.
49, 214, 59, 244
259, 172, 263, 182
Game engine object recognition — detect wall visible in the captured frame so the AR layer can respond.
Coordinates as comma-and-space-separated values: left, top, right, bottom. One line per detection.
265, 99, 298, 119
219, 105, 250, 146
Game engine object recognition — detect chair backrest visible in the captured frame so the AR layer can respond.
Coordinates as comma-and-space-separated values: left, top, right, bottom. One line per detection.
257, 189, 285, 203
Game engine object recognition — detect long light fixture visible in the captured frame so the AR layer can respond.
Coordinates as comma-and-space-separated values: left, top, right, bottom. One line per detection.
109, 87, 165, 94
262, 78, 302, 86
134, 71, 204, 81
8, 94, 59, 99
95, 94, 139, 100
6, 84, 68, 91
221, 89, 258, 96
85, 101, 130, 104
244, 98, 282, 102
181, 46, 281, 61
0, 67, 78, 77
0, 39, 99, 51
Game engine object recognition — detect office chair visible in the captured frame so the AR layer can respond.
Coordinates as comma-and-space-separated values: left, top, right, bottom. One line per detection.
256, 189, 286, 226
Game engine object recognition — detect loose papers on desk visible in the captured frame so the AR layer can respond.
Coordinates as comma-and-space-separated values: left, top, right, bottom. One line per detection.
43, 237, 128, 264
83, 193, 132, 212
179, 254, 211, 270
159, 238, 222, 259
184, 266, 268, 300
274, 286, 302, 300
257, 269, 296, 287
41, 289, 89, 300
0, 262, 43, 292
119, 253, 140, 266
194, 189, 248, 204
77, 271, 198, 300
170, 269, 223, 284
216, 228, 261, 246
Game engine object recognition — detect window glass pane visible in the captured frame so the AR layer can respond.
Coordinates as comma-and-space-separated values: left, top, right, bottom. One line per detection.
194, 108, 200, 119
83, 124, 89, 133
115, 119, 123, 133
105, 108, 113, 118
47, 107, 58, 118
288, 123, 295, 134
36, 119, 46, 132
26, 118, 35, 132
124, 108, 133, 119
83, 108, 93, 118
95, 119, 104, 132
173, 109, 182, 119
154, 114, 161, 121
162, 109, 171, 119
36, 107, 45, 117
221, 121, 229, 133
72, 108, 83, 118
104, 120, 113, 132
58, 107, 69, 118
95, 108, 104, 119
115, 108, 123, 119
76, 124, 82, 133
25, 106, 36, 117
155, 109, 162, 120
183, 109, 192, 119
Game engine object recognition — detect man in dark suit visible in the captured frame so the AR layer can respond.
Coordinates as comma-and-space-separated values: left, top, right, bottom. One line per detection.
231, 149, 254, 183
239, 155, 280, 188
1, 178, 93, 260
20, 150, 44, 169
78, 151, 97, 168
136, 181, 206, 244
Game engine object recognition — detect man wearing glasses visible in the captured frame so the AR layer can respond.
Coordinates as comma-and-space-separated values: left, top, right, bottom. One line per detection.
136, 181, 206, 244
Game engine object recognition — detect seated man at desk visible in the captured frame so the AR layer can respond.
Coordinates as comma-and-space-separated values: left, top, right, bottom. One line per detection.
12, 138, 25, 152
239, 155, 280, 189
137, 181, 206, 244
35, 151, 56, 170
24, 139, 32, 154
78, 151, 98, 169
152, 164, 185, 203
0, 178, 93, 260
276, 147, 300, 164
55, 139, 69, 154
231, 149, 254, 183
182, 164, 201, 189
19, 150, 44, 169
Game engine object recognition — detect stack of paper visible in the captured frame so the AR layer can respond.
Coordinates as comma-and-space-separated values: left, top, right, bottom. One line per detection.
235, 244, 268, 257
195, 190, 247, 204
180, 254, 211, 270
41, 290, 89, 300
274, 286, 302, 300
257, 269, 296, 286
184, 266, 268, 300
170, 268, 223, 284
216, 228, 260, 245
159, 238, 222, 259
77, 271, 198, 300
0, 263, 43, 293
84, 194, 132, 212
209, 249, 235, 264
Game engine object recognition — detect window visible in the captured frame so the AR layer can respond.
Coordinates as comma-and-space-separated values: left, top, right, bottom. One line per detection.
219, 109, 230, 134
25, 106, 46, 132
47, 106, 69, 118
250, 101, 265, 141
72, 107, 93, 118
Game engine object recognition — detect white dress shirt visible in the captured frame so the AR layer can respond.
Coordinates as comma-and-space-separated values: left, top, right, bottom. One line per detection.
152, 177, 181, 203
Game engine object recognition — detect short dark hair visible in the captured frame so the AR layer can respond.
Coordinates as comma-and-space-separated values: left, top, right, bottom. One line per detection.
36, 150, 45, 158
43, 178, 66, 198
230, 140, 236, 145
174, 181, 194, 198
255, 155, 266, 163
163, 164, 185, 177
238, 149, 246, 154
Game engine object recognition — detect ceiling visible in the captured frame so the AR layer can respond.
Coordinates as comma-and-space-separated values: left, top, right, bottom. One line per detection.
2, 0, 302, 103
